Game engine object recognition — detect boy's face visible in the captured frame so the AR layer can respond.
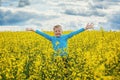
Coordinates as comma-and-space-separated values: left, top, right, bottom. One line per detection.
54, 27, 62, 37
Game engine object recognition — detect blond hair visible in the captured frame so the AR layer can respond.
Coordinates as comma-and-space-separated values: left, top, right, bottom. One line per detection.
53, 25, 62, 30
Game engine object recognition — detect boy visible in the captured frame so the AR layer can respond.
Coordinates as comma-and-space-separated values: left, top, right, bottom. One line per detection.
26, 23, 94, 56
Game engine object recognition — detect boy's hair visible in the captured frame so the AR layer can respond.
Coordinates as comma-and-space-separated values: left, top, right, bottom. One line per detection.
53, 25, 62, 30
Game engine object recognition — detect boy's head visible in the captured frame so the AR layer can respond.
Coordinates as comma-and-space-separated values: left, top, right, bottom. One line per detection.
53, 25, 62, 37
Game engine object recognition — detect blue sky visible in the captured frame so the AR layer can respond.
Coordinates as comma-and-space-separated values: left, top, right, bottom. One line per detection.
0, 0, 120, 31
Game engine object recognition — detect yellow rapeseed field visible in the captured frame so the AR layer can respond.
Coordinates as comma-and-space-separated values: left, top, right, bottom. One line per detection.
0, 30, 120, 80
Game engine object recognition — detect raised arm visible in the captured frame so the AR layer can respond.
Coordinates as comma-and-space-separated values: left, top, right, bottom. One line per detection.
26, 28, 52, 41
66, 23, 94, 39
66, 28, 85, 39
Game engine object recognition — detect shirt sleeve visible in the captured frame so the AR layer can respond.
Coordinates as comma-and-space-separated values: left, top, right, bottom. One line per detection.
66, 28, 85, 39
35, 30, 52, 41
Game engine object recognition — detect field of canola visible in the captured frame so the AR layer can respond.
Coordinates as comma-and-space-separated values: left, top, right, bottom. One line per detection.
0, 30, 120, 80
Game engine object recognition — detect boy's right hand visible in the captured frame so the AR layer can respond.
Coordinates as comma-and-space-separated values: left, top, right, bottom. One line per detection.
26, 28, 35, 31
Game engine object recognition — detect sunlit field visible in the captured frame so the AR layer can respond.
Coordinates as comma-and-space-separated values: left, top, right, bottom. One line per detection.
0, 30, 120, 80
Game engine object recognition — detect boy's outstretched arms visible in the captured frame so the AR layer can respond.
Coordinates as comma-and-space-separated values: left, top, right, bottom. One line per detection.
26, 28, 52, 41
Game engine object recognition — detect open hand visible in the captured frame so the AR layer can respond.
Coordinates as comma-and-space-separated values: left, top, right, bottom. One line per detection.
26, 28, 34, 31
85, 23, 94, 30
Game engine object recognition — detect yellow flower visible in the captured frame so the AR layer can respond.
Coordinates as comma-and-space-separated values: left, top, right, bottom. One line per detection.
0, 76, 2, 80
0, 30, 120, 79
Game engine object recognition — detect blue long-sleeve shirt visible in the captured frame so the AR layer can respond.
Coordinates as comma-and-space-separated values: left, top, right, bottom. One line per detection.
35, 28, 85, 56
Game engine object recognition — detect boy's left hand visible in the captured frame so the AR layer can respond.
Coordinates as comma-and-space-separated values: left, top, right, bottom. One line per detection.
85, 23, 94, 30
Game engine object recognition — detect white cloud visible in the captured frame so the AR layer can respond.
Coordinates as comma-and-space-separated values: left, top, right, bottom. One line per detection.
0, 7, 59, 25
105, 11, 120, 30
0, 0, 120, 31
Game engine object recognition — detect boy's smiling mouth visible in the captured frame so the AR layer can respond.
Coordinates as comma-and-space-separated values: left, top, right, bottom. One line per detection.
56, 33, 61, 35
